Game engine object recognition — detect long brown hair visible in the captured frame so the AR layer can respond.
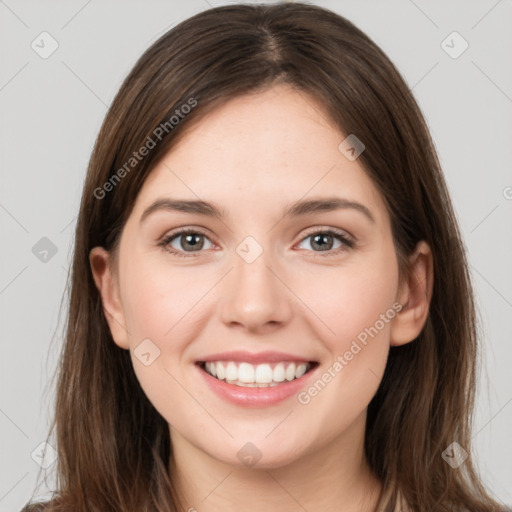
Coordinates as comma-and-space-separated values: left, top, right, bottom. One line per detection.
22, 3, 505, 511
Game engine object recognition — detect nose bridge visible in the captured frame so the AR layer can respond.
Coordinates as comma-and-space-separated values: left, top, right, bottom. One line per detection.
218, 234, 292, 330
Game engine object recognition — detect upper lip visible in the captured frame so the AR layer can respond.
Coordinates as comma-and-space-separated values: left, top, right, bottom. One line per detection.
197, 350, 316, 365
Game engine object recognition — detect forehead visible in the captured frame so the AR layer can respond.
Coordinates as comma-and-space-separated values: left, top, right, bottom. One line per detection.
132, 84, 388, 223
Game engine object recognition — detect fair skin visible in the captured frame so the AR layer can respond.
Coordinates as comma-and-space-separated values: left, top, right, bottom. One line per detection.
90, 84, 433, 512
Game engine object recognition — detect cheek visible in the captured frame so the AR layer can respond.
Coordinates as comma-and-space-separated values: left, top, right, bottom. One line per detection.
291, 254, 398, 438
296, 252, 399, 353
121, 255, 212, 345
119, 257, 214, 421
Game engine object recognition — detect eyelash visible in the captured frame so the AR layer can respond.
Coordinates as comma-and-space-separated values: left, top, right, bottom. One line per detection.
158, 227, 355, 259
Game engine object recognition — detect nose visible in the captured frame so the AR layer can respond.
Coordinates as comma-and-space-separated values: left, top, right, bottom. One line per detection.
218, 246, 293, 334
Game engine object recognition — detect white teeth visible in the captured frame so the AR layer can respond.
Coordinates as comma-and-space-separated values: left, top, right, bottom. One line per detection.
226, 379, 257, 387
216, 362, 226, 380
206, 362, 216, 377
255, 364, 273, 383
285, 363, 296, 381
202, 360, 312, 386
225, 362, 238, 381
238, 362, 255, 383
273, 362, 285, 382
295, 363, 308, 379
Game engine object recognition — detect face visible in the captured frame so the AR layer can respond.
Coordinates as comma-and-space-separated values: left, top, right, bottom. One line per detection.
92, 84, 414, 470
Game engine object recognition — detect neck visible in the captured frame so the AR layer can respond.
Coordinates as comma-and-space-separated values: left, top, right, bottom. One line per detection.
168, 412, 383, 512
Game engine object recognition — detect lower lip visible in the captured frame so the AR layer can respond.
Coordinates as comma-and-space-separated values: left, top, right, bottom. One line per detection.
195, 363, 318, 407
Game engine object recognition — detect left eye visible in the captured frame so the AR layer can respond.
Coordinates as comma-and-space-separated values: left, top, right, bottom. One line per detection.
296, 230, 352, 253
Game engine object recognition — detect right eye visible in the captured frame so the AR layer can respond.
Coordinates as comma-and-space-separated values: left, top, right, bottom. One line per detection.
159, 228, 215, 257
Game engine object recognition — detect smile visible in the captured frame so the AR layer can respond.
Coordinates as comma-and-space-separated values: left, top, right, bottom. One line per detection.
195, 350, 320, 406
199, 361, 315, 388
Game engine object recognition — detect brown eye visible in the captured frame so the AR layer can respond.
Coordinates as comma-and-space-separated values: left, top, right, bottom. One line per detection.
160, 228, 214, 257
296, 229, 354, 256
172, 232, 206, 252
309, 233, 336, 251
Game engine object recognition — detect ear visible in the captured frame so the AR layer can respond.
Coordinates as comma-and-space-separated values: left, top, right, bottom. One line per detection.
89, 246, 130, 350
390, 240, 434, 347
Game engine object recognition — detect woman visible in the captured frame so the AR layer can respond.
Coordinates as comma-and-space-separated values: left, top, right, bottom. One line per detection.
22, 3, 508, 511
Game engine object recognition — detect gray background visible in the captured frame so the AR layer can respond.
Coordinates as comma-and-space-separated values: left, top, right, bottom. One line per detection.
1, 0, 511, 509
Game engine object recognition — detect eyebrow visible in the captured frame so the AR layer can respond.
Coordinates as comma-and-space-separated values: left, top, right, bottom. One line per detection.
140, 196, 375, 224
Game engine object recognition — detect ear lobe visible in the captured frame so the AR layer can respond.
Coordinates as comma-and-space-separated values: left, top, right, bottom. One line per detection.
390, 241, 434, 347
89, 246, 130, 350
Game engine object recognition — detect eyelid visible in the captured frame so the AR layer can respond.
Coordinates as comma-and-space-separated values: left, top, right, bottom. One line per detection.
298, 225, 355, 244
158, 226, 216, 252
294, 226, 355, 257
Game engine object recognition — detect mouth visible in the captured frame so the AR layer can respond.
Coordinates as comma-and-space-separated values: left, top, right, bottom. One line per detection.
197, 360, 319, 388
